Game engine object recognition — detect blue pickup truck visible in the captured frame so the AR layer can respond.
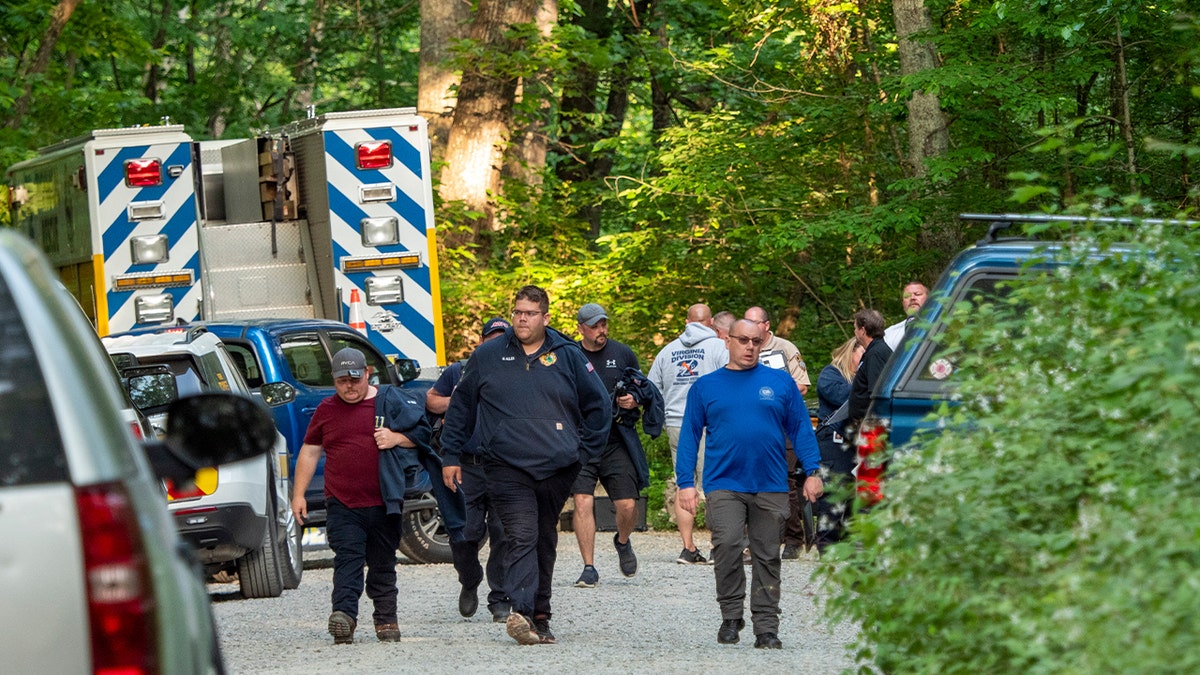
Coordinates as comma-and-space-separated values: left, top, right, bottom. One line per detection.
115, 319, 451, 564
854, 213, 1166, 502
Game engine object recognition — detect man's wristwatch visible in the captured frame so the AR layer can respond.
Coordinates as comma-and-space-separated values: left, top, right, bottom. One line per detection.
805, 469, 821, 478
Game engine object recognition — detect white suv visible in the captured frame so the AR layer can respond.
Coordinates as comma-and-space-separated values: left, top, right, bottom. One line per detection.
103, 330, 303, 598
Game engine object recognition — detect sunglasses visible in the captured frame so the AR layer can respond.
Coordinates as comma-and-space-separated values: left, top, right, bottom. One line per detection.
728, 334, 764, 346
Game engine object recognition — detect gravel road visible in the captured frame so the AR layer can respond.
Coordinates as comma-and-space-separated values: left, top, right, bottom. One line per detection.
212, 530, 859, 674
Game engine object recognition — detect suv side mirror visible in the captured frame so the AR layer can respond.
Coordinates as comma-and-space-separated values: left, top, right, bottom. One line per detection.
143, 393, 278, 483
122, 366, 177, 411
393, 357, 420, 383
259, 381, 296, 406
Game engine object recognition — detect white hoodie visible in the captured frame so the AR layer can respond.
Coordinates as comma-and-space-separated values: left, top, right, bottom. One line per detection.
648, 322, 730, 427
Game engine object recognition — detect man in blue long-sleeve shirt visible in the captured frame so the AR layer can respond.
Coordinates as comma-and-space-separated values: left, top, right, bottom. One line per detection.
440, 285, 610, 646
676, 319, 823, 650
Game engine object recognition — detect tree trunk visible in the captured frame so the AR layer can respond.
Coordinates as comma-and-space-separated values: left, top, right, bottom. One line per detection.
504, 0, 557, 185
1113, 18, 1138, 195
892, 0, 956, 254
419, 0, 471, 161
6, 0, 82, 129
144, 0, 174, 105
439, 0, 541, 241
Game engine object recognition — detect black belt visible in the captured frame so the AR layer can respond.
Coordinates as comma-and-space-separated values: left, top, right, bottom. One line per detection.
460, 453, 485, 465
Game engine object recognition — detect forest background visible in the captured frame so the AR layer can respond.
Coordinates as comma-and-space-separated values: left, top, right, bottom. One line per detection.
2, 0, 1198, 523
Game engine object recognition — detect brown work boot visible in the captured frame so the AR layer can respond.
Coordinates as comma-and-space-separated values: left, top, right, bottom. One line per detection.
328, 611, 356, 645
375, 623, 401, 642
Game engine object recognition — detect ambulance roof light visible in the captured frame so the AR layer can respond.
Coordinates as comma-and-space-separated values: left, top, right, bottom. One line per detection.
355, 141, 393, 170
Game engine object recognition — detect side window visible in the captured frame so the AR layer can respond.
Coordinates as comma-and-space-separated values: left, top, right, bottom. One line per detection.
326, 333, 391, 385
280, 333, 332, 387
0, 277, 68, 486
199, 349, 241, 393
902, 273, 1017, 392
223, 342, 263, 388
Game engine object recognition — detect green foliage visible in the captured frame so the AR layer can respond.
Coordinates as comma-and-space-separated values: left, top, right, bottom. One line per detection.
823, 215, 1200, 672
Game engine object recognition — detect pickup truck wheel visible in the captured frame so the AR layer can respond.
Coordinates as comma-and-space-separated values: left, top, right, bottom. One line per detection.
278, 491, 303, 590
397, 494, 453, 564
237, 489, 285, 598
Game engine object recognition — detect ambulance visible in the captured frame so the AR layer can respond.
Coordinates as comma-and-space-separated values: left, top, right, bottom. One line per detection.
6, 108, 445, 368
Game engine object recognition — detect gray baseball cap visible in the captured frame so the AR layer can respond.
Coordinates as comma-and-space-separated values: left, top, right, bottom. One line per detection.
576, 303, 608, 327
331, 347, 366, 379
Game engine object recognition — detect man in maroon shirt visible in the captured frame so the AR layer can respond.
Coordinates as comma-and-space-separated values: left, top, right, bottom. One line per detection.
292, 348, 417, 645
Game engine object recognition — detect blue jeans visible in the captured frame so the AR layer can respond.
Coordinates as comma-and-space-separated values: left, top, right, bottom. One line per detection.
486, 460, 580, 619
325, 497, 401, 626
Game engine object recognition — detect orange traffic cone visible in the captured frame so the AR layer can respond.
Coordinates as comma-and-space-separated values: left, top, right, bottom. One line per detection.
348, 288, 367, 335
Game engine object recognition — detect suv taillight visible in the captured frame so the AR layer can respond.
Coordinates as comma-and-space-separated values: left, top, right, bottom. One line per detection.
165, 466, 217, 500
76, 483, 157, 675
855, 418, 889, 506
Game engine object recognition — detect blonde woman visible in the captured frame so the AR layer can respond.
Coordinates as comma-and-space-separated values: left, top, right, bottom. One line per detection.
813, 338, 864, 551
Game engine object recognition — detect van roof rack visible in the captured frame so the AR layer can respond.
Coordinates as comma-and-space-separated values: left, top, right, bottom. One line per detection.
960, 213, 1199, 244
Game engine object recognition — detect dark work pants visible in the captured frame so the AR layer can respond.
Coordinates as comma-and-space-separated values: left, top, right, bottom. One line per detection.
486, 459, 580, 619
451, 457, 510, 611
707, 490, 789, 636
783, 444, 805, 547
325, 498, 401, 626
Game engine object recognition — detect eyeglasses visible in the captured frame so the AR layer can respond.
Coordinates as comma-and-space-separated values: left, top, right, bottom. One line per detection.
511, 309, 543, 320
728, 334, 764, 346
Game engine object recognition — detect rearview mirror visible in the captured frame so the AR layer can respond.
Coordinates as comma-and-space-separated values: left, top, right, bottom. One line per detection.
393, 357, 420, 383
259, 381, 296, 406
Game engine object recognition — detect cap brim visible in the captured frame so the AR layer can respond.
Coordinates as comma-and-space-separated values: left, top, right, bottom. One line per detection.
333, 369, 364, 379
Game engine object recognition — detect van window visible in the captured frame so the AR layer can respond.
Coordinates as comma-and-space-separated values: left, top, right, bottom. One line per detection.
0, 277, 67, 486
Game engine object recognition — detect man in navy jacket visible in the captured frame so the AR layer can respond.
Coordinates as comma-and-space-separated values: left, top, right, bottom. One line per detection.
441, 285, 610, 646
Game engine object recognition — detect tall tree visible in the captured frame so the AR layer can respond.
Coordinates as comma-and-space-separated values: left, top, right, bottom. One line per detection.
419, 0, 470, 158
6, 0, 82, 130
892, 0, 955, 254
439, 0, 542, 242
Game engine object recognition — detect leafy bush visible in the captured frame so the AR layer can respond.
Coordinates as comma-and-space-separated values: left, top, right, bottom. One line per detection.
823, 219, 1200, 673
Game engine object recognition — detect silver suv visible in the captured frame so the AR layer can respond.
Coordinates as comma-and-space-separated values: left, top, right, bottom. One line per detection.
103, 330, 303, 598
0, 229, 276, 672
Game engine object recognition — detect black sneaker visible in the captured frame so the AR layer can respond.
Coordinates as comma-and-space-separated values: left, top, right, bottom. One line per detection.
328, 610, 356, 645
781, 544, 801, 560
505, 612, 542, 646
755, 632, 783, 649
717, 618, 744, 644
614, 533, 637, 577
533, 616, 556, 644
676, 547, 708, 565
575, 564, 599, 588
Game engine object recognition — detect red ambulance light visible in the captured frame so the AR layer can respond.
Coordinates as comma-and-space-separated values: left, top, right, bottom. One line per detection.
355, 141, 393, 170
124, 159, 162, 187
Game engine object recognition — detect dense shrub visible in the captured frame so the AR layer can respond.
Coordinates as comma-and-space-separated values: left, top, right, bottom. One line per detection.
823, 220, 1200, 673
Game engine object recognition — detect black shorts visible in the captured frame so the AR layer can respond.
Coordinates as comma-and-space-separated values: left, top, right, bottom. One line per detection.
570, 440, 640, 500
